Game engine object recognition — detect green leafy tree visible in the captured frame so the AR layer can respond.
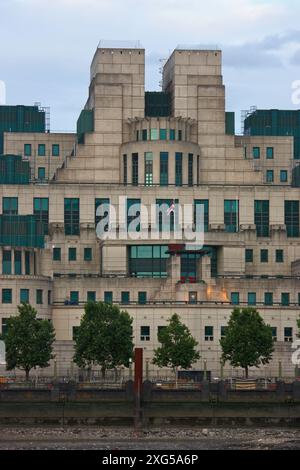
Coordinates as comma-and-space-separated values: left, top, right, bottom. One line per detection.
73, 301, 134, 378
220, 307, 274, 378
5, 303, 55, 380
153, 313, 200, 386
297, 319, 300, 338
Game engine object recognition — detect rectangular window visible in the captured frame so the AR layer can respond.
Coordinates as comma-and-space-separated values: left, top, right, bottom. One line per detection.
194, 200, 209, 232
1, 318, 9, 336
72, 326, 79, 341
129, 245, 169, 279
34, 198, 49, 235
266, 147, 274, 159
132, 153, 139, 186
224, 200, 239, 233
121, 291, 130, 304
221, 326, 228, 339
281, 293, 290, 306
2, 289, 12, 304
14, 250, 22, 275
150, 129, 158, 141
189, 292, 198, 304
266, 170, 274, 183
68, 247, 77, 261
127, 198, 141, 232
48, 290, 51, 305
38, 144, 46, 157
160, 152, 169, 186
20, 289, 29, 304
142, 129, 147, 141
245, 249, 253, 263
205, 326, 214, 342
2, 250, 11, 275
36, 289, 43, 305
136, 130, 139, 141
255, 200, 270, 237
25, 251, 30, 275
284, 327, 293, 342
178, 130, 182, 141
84, 248, 92, 262
264, 292, 273, 306
140, 326, 150, 341
272, 327, 277, 342
253, 147, 260, 159
53, 247, 61, 261
260, 249, 268, 263
37, 167, 46, 180
231, 292, 240, 305
104, 291, 113, 303
298, 293, 300, 306
280, 170, 288, 183
64, 198, 80, 235
52, 144, 60, 156
175, 152, 182, 186
156, 199, 178, 233
188, 154, 193, 186
87, 291, 96, 302
123, 154, 127, 185
138, 291, 147, 304
248, 292, 256, 305
24, 143, 32, 157
160, 129, 167, 140
70, 291, 79, 305
95, 198, 110, 232
276, 249, 284, 263
169, 129, 175, 141
285, 201, 299, 237
145, 152, 153, 186
3, 197, 18, 215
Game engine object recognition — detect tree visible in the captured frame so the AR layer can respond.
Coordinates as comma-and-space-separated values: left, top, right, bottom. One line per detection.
73, 301, 134, 378
153, 313, 200, 386
5, 303, 55, 380
220, 307, 274, 378
297, 319, 300, 338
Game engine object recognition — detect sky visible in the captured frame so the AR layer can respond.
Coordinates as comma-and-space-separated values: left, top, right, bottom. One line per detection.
1, 0, 300, 133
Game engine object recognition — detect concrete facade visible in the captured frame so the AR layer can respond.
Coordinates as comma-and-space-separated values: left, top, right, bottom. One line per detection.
0, 44, 299, 379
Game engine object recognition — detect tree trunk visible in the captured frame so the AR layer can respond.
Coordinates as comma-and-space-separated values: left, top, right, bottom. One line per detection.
245, 366, 249, 379
101, 366, 106, 379
25, 369, 30, 381
174, 366, 178, 389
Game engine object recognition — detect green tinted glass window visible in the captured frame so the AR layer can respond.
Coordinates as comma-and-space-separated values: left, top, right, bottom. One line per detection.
38, 144, 46, 156
52, 144, 60, 156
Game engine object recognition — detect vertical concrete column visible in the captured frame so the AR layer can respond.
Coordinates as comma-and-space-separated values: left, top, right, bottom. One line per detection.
167, 255, 181, 282
152, 151, 160, 186
183, 152, 188, 186
169, 151, 175, 186
139, 151, 145, 186
21, 250, 26, 276
11, 249, 15, 275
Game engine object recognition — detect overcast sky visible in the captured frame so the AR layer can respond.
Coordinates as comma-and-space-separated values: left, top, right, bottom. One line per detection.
1, 0, 300, 132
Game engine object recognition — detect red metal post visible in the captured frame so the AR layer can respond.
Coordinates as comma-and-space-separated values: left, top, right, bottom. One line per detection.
134, 348, 143, 394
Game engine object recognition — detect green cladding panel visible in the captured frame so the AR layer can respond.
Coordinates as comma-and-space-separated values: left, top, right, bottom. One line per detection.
0, 105, 45, 155
77, 109, 94, 144
244, 109, 300, 160
145, 92, 171, 117
225, 112, 235, 135
0, 215, 45, 248
0, 155, 30, 184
